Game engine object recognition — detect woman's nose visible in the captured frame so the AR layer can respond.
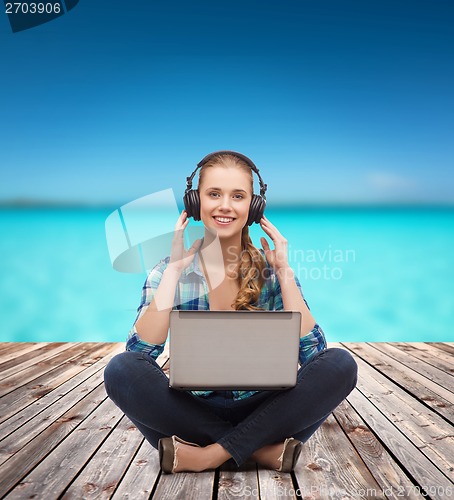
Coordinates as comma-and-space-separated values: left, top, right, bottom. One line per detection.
219, 196, 233, 210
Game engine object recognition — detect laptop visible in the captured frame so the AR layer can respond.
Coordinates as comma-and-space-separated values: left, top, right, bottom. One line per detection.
169, 310, 301, 390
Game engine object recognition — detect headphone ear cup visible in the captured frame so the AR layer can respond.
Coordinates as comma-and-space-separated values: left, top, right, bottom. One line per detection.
183, 191, 192, 217
184, 189, 201, 220
247, 195, 266, 226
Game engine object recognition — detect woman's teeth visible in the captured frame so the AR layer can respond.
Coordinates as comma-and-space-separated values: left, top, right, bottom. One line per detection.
214, 216, 235, 225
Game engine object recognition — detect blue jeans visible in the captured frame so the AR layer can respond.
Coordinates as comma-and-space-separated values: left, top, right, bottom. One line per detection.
104, 347, 358, 467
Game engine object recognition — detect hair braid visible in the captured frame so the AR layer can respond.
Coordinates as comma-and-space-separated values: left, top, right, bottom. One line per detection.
232, 225, 267, 310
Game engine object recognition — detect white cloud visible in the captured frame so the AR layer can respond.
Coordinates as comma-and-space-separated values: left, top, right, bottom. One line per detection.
366, 171, 417, 190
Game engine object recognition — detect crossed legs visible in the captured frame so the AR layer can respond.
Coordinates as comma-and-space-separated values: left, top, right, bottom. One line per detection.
104, 347, 358, 470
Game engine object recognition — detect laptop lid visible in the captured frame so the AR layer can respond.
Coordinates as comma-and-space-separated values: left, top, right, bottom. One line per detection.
169, 310, 301, 390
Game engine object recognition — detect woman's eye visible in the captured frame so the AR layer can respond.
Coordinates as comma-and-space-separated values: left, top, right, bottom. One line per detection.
209, 192, 244, 199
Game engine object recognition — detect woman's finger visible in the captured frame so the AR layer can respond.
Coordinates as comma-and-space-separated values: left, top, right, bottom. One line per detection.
175, 210, 187, 227
261, 223, 275, 240
260, 237, 270, 249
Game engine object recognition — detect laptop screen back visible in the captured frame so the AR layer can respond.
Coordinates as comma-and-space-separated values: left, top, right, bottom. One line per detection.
169, 310, 301, 390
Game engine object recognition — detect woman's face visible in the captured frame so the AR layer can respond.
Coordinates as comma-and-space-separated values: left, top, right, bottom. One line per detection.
198, 166, 252, 237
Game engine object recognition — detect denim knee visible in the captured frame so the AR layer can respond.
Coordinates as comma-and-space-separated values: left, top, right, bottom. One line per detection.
103, 352, 127, 401
103, 351, 143, 401
328, 347, 358, 393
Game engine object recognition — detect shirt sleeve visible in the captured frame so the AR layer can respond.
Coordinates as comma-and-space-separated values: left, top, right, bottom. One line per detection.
271, 270, 327, 365
125, 257, 171, 359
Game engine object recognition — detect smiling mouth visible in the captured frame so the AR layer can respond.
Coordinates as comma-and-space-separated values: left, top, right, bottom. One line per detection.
213, 216, 236, 225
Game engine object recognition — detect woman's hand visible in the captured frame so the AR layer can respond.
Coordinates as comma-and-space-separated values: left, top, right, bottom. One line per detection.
259, 215, 290, 272
168, 210, 202, 274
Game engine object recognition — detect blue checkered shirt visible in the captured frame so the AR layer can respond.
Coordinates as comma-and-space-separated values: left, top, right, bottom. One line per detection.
126, 248, 327, 401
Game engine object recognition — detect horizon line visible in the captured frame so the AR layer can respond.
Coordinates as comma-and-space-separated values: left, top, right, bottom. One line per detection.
0, 198, 453, 210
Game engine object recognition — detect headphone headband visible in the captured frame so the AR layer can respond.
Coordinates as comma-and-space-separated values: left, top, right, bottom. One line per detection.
185, 150, 267, 199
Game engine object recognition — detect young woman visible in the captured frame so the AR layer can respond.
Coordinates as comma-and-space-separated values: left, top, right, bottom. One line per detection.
104, 151, 358, 474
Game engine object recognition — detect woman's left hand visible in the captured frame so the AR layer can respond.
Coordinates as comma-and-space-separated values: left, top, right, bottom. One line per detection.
259, 215, 290, 272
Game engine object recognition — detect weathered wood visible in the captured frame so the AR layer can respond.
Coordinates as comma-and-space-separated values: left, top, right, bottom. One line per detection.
426, 342, 454, 356
0, 343, 49, 364
60, 415, 144, 499
343, 345, 454, 477
0, 343, 123, 446
0, 342, 76, 381
0, 342, 453, 499
368, 342, 453, 393
294, 413, 386, 499
217, 459, 260, 499
342, 342, 454, 422
111, 440, 160, 499
257, 468, 296, 499
391, 342, 454, 374
346, 387, 454, 497
4, 396, 124, 499
0, 342, 117, 425
0, 383, 111, 497
333, 399, 426, 499
0, 343, 83, 396
152, 471, 216, 499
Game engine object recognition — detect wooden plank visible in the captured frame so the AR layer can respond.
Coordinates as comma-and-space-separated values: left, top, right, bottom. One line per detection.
0, 365, 109, 467
293, 413, 386, 499
59, 415, 144, 499
343, 345, 454, 476
0, 342, 75, 381
217, 459, 261, 499
426, 342, 454, 356
369, 343, 453, 393
333, 399, 426, 499
0, 382, 109, 497
390, 343, 454, 374
347, 388, 454, 496
341, 342, 454, 422
0, 343, 122, 442
0, 343, 82, 395
0, 342, 116, 425
0, 343, 30, 358
152, 471, 216, 500
4, 395, 124, 499
0, 343, 49, 364
257, 468, 296, 499
111, 440, 160, 499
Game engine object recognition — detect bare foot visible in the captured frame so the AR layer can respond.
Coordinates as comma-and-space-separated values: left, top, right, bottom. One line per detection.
250, 442, 286, 470
173, 442, 232, 473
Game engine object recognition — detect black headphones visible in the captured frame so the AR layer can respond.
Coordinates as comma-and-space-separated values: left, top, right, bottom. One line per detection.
183, 150, 267, 226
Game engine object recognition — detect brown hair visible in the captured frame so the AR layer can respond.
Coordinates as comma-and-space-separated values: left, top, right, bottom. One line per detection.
198, 153, 267, 310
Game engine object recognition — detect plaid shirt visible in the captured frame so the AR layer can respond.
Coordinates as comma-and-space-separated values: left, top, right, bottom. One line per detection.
126, 248, 327, 401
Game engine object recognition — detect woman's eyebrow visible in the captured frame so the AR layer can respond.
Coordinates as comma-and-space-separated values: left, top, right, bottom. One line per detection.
205, 187, 248, 193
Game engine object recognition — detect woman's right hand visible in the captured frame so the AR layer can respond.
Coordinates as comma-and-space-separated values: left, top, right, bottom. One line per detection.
167, 210, 202, 274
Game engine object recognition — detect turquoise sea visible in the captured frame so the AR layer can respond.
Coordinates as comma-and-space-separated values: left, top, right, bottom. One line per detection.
0, 207, 453, 343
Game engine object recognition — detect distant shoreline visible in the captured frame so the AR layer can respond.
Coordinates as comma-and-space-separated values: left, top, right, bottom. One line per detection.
0, 199, 453, 210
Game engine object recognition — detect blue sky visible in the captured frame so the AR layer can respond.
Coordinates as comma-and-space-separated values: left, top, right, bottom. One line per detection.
1, 0, 453, 206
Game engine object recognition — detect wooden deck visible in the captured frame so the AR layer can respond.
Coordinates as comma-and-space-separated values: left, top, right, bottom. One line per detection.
0, 342, 452, 499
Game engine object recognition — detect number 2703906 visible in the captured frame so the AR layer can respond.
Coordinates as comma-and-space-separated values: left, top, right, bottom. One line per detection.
5, 3, 61, 14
